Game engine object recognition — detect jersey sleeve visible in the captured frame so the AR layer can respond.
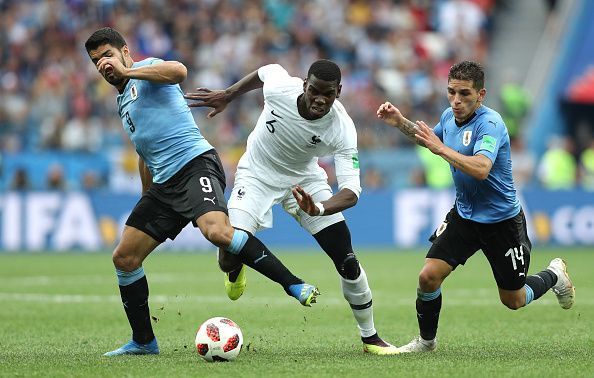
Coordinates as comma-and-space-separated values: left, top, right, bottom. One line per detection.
333, 119, 362, 198
135, 57, 164, 67
258, 64, 291, 94
473, 116, 506, 163
433, 108, 450, 141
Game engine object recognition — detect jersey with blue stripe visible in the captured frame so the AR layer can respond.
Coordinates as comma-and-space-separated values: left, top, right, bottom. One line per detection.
433, 105, 520, 223
116, 58, 213, 183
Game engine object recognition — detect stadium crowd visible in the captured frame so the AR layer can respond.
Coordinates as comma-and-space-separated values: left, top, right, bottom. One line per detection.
1, 0, 590, 191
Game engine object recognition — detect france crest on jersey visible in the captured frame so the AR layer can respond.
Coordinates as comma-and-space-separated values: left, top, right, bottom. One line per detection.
116, 58, 213, 183
433, 105, 520, 223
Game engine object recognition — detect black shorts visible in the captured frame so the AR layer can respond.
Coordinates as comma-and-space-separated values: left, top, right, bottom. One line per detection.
126, 150, 228, 243
427, 206, 532, 290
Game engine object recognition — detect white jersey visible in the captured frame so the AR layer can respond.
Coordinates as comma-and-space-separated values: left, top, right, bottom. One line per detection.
236, 64, 362, 197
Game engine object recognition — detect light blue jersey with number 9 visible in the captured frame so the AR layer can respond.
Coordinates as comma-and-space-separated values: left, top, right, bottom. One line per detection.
116, 57, 213, 183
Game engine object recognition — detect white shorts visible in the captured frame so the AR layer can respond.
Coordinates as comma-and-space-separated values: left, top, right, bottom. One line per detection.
227, 175, 345, 235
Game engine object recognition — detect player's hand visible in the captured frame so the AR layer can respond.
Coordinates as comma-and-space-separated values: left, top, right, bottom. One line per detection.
97, 56, 128, 81
291, 185, 320, 216
376, 102, 404, 127
184, 88, 229, 118
414, 120, 444, 155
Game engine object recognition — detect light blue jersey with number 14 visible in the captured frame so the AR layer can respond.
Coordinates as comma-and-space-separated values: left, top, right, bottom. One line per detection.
433, 105, 520, 223
116, 57, 213, 183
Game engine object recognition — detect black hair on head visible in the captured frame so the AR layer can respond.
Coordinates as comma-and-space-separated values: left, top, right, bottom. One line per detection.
307, 59, 341, 84
448, 61, 485, 90
85, 27, 127, 53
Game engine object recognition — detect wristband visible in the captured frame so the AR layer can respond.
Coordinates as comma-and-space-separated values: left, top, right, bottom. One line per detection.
315, 202, 325, 216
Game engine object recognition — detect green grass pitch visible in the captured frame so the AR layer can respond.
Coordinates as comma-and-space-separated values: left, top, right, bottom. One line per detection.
1, 249, 592, 377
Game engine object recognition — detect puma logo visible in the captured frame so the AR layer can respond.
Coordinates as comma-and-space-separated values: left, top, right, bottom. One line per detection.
254, 251, 268, 264
203, 197, 216, 204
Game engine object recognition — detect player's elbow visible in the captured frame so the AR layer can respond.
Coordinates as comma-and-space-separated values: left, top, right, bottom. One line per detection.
341, 188, 360, 208
170, 62, 187, 83
475, 170, 490, 181
473, 164, 491, 181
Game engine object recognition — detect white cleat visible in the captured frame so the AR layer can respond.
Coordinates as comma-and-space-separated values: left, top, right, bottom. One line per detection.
547, 258, 575, 309
396, 336, 437, 353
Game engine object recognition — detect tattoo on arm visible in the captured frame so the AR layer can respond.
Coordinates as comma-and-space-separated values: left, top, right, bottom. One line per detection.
398, 119, 426, 147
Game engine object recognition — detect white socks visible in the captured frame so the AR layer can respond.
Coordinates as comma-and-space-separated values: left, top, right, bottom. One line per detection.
341, 266, 376, 338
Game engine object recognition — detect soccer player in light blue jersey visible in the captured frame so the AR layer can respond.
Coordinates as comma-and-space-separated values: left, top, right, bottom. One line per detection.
85, 27, 319, 357
377, 61, 575, 353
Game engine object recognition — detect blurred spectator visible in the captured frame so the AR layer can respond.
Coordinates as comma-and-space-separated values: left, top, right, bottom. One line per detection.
499, 72, 531, 140
578, 139, 594, 190
0, 0, 497, 191
415, 145, 453, 189
510, 138, 536, 188
10, 167, 31, 191
362, 166, 385, 190
46, 163, 67, 190
81, 170, 102, 191
537, 136, 577, 190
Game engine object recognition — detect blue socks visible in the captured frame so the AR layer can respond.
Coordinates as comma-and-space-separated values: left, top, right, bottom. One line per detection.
116, 266, 145, 286
524, 284, 534, 305
227, 229, 249, 255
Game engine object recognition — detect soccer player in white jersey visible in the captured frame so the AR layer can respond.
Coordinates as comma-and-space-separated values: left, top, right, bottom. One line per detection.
185, 60, 398, 355
85, 27, 319, 356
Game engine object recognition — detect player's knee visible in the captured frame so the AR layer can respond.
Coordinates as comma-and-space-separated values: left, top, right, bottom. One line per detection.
338, 253, 361, 280
500, 296, 524, 310
112, 248, 142, 272
218, 248, 241, 272
201, 223, 233, 247
418, 270, 442, 292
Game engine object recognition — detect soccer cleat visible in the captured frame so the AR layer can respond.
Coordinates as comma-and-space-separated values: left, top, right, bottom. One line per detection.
362, 334, 400, 355
289, 283, 320, 307
547, 258, 575, 309
103, 338, 160, 356
224, 265, 247, 301
396, 336, 437, 353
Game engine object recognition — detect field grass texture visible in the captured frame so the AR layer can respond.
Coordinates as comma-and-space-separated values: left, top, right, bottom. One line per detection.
0, 249, 592, 377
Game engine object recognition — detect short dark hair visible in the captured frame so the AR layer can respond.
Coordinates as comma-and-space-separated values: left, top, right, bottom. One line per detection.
307, 59, 341, 84
85, 27, 127, 53
448, 61, 484, 90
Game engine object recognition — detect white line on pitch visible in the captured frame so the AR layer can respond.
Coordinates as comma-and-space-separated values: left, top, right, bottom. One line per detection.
0, 292, 586, 307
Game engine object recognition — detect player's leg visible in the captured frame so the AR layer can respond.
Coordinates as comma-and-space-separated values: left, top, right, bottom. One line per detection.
396, 257, 451, 353
312, 220, 399, 355
283, 180, 397, 354
399, 208, 479, 353
104, 193, 180, 356
186, 154, 318, 306
196, 211, 318, 306
217, 246, 245, 300
485, 209, 575, 310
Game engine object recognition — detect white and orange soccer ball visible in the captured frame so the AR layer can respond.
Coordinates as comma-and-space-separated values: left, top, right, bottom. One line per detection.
195, 317, 243, 362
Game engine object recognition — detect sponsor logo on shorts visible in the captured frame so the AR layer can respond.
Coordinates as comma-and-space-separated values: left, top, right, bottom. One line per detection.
203, 197, 216, 204
236, 187, 245, 200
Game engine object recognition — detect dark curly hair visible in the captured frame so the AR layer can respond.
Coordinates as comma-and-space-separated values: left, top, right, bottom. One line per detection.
307, 59, 341, 84
85, 27, 127, 53
448, 61, 484, 90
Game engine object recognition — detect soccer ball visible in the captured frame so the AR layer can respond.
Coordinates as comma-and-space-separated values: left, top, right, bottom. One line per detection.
195, 317, 243, 362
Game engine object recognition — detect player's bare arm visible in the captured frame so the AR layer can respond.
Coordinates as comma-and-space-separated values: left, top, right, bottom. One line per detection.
415, 121, 493, 180
138, 156, 153, 194
185, 70, 263, 118
97, 56, 187, 84
376, 102, 426, 147
292, 186, 358, 216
